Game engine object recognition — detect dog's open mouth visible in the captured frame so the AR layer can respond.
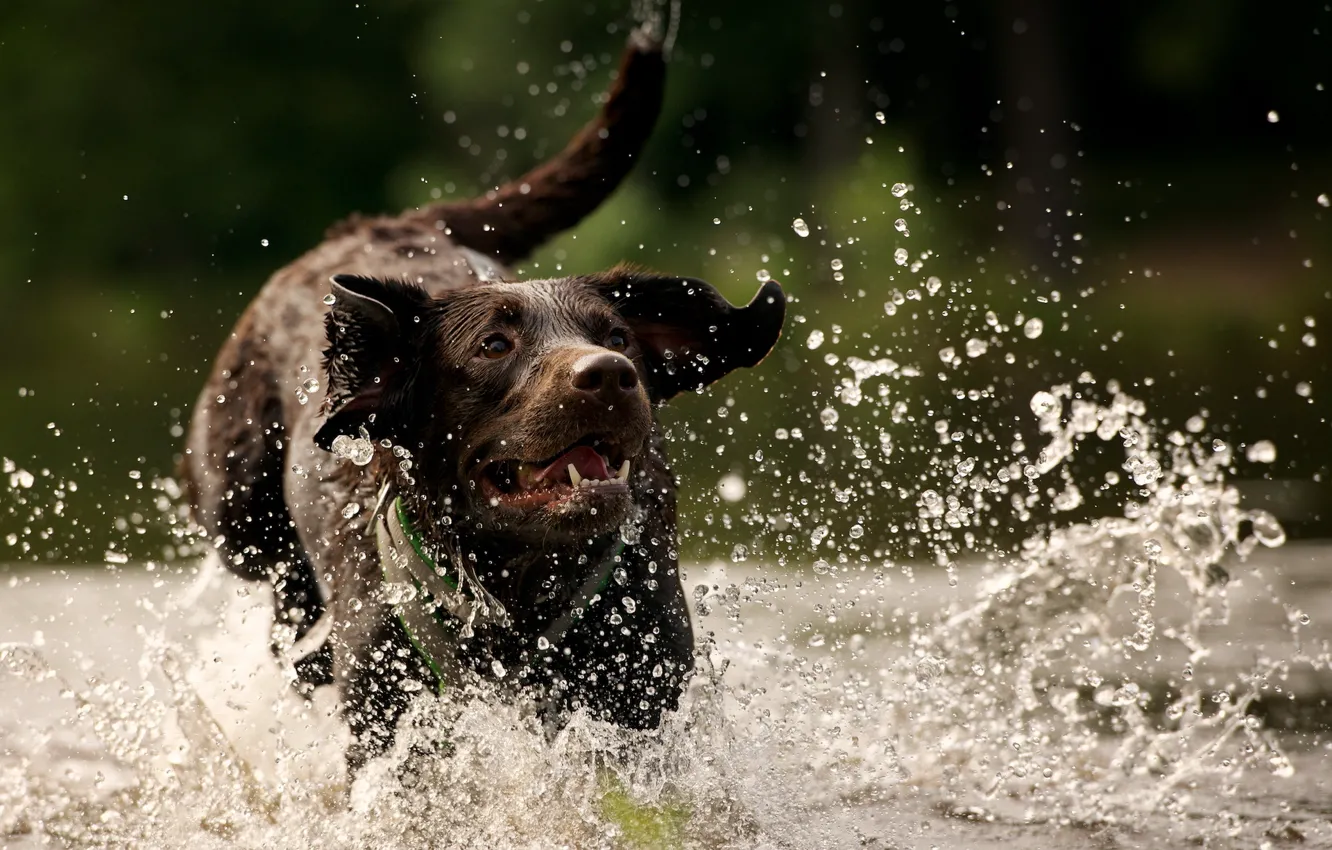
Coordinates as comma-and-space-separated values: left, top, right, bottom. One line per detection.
477, 437, 632, 507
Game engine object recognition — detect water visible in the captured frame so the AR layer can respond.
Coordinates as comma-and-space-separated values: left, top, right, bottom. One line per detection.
3, 374, 1329, 847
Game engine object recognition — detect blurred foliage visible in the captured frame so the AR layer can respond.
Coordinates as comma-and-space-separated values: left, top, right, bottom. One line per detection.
0, 0, 1329, 564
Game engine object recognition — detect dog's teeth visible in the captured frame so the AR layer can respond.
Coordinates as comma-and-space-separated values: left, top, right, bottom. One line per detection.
617, 460, 630, 481
568, 464, 582, 487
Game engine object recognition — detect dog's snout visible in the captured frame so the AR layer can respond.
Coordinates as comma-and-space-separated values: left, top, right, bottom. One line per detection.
571, 352, 639, 402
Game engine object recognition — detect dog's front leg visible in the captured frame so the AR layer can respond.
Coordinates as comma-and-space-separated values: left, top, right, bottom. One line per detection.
340, 614, 436, 773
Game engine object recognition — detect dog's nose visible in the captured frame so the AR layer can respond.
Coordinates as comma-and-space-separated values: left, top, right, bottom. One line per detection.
571, 352, 639, 403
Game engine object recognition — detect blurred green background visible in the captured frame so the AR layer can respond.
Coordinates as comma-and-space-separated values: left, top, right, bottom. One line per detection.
1, 0, 1328, 565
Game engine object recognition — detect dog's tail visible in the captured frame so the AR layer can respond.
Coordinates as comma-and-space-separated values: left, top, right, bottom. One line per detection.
415, 21, 670, 264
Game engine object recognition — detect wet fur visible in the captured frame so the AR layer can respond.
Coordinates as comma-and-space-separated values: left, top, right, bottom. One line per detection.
181, 26, 784, 771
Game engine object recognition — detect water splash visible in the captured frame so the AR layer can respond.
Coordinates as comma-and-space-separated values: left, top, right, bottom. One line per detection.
4, 365, 1325, 849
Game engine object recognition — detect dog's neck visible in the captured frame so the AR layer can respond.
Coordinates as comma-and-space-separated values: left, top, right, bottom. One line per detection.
460, 527, 621, 613
394, 489, 623, 627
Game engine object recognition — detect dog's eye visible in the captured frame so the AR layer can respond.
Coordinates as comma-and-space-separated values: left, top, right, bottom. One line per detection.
480, 334, 514, 359
606, 330, 629, 352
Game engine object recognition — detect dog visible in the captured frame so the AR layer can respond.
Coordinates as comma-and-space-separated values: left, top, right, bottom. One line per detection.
181, 22, 785, 770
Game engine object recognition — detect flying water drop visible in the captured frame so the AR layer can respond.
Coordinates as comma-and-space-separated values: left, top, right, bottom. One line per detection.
1245, 440, 1277, 463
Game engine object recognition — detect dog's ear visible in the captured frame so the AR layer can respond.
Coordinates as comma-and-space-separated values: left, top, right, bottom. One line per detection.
315, 274, 431, 451
589, 271, 786, 401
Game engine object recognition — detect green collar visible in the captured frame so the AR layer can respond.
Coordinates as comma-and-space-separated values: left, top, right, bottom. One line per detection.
376, 494, 624, 690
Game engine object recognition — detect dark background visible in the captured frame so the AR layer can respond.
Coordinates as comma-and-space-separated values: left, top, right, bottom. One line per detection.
1, 0, 1328, 565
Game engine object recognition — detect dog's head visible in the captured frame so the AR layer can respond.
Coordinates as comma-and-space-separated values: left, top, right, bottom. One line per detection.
315, 267, 785, 544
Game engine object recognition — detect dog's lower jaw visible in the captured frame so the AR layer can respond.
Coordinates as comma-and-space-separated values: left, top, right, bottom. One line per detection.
453, 485, 639, 545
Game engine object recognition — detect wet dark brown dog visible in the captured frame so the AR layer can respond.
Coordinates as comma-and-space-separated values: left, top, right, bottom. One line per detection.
181, 25, 785, 769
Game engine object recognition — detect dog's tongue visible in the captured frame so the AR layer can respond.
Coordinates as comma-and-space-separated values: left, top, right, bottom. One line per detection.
539, 445, 609, 483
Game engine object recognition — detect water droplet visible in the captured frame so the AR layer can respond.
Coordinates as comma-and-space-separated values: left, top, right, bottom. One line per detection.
323, 293, 337, 305
925, 276, 942, 295
1318, 193, 1330, 208
330, 434, 375, 466
1302, 332, 1317, 347
830, 258, 843, 271
806, 329, 825, 349
1245, 440, 1277, 463
1128, 456, 1162, 486
756, 268, 771, 282
914, 656, 942, 689
820, 407, 839, 428
965, 338, 988, 358
1249, 510, 1286, 547
848, 524, 864, 539
1023, 317, 1044, 339
812, 558, 831, 575
622, 596, 637, 613
893, 248, 909, 266
1267, 109, 1280, 123
491, 659, 507, 678
537, 636, 551, 650
792, 217, 810, 237
380, 581, 417, 605
302, 378, 320, 393
718, 473, 746, 502
893, 218, 909, 235
807, 633, 826, 647
1296, 381, 1312, 398
890, 182, 909, 197
260, 238, 270, 247
342, 502, 361, 519
1143, 538, 1163, 559
1030, 391, 1060, 418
